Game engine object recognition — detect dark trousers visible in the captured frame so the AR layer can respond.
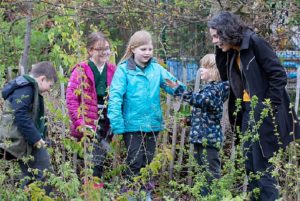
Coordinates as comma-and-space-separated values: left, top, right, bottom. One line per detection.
242, 103, 279, 201
76, 137, 108, 179
194, 143, 221, 196
91, 113, 112, 178
91, 133, 110, 178
194, 143, 221, 180
18, 146, 53, 195
123, 131, 158, 178
76, 130, 111, 179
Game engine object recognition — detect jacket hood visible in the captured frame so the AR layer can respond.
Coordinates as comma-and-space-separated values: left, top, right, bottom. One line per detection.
1, 76, 32, 100
124, 57, 157, 70
240, 29, 255, 51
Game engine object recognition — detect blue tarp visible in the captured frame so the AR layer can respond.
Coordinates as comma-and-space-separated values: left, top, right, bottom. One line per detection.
167, 52, 300, 80
277, 51, 300, 79
167, 59, 198, 82
277, 51, 300, 59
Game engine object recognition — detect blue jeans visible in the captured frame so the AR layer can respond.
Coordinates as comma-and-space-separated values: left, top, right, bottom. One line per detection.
18, 146, 53, 195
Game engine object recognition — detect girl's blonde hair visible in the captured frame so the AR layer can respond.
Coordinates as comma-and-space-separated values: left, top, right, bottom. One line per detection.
200, 54, 221, 81
119, 30, 152, 64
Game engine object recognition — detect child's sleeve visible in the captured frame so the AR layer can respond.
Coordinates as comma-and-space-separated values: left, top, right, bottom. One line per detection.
107, 66, 127, 134
190, 83, 229, 108
10, 86, 42, 145
159, 66, 186, 95
220, 81, 230, 102
189, 90, 212, 108
66, 67, 84, 131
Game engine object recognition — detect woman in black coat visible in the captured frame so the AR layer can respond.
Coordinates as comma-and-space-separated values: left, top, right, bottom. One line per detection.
208, 11, 300, 201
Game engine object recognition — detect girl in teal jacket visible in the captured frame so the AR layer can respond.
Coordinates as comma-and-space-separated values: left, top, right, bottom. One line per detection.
108, 30, 185, 183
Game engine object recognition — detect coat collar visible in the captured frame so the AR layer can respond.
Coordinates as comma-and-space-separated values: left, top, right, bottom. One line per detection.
126, 56, 156, 70
239, 29, 255, 51
127, 57, 136, 70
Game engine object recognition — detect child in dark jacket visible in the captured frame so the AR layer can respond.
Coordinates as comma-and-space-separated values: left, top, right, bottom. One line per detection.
1, 61, 57, 195
183, 54, 229, 195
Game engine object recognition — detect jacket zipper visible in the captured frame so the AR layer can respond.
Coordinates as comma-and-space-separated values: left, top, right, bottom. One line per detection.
246, 56, 255, 70
242, 54, 266, 158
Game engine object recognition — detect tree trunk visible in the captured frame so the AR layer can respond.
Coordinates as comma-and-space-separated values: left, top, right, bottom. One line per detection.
20, 1, 33, 73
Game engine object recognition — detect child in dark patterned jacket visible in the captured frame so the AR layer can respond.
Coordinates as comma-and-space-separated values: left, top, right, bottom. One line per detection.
182, 54, 229, 195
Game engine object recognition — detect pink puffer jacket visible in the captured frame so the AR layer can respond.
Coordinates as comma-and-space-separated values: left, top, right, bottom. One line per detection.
66, 61, 116, 139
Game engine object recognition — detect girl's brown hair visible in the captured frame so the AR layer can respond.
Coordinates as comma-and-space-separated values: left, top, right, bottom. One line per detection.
200, 54, 221, 81
86, 32, 110, 57
119, 30, 152, 65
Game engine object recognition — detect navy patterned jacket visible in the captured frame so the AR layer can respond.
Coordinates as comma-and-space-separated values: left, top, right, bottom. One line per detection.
187, 81, 229, 149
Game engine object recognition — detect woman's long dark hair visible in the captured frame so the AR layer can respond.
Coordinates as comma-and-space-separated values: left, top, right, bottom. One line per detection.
208, 11, 248, 46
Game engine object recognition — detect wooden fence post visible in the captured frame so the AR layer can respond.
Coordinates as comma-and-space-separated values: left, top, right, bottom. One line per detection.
162, 66, 174, 173
295, 67, 300, 114
177, 67, 187, 171
295, 67, 300, 201
19, 65, 25, 75
169, 111, 178, 179
59, 66, 66, 163
112, 139, 120, 170
162, 93, 172, 173
187, 67, 201, 186
7, 67, 12, 81
168, 66, 179, 179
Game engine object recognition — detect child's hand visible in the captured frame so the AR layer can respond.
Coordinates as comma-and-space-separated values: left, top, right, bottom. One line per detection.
78, 125, 95, 137
180, 116, 191, 127
164, 79, 179, 88
182, 91, 193, 102
34, 139, 46, 148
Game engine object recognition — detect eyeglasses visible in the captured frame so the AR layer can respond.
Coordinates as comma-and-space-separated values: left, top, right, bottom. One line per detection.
92, 47, 111, 53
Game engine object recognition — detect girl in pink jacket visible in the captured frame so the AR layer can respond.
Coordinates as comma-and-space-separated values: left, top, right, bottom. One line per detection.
66, 32, 116, 180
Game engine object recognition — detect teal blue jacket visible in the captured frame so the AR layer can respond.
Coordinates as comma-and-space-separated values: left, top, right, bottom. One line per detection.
108, 57, 186, 134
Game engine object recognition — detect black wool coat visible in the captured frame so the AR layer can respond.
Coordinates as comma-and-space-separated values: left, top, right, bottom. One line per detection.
215, 29, 300, 158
